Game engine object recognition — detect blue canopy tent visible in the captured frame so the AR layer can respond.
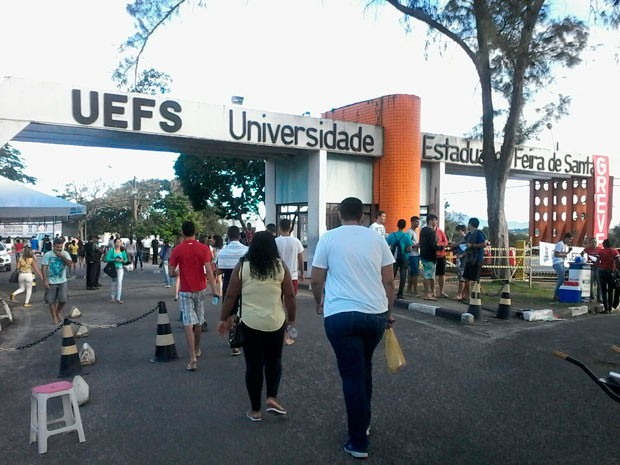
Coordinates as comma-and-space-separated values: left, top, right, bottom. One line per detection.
0, 176, 86, 221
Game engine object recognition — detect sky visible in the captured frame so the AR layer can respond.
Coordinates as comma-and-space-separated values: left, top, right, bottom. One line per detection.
0, 0, 618, 224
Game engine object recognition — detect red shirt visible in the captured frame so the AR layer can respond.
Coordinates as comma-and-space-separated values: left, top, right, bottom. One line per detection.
14, 242, 25, 253
169, 239, 213, 292
435, 228, 448, 258
597, 247, 619, 271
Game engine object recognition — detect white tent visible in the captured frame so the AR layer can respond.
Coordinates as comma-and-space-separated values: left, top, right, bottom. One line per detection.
0, 176, 86, 219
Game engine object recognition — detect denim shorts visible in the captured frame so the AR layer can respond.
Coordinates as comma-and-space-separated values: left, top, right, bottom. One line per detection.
408, 256, 420, 276
44, 282, 68, 304
420, 259, 436, 280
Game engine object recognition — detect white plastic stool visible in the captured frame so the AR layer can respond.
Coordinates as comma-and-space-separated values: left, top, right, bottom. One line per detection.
30, 380, 86, 454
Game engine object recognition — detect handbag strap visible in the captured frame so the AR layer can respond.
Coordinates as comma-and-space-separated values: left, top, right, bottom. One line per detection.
237, 261, 243, 318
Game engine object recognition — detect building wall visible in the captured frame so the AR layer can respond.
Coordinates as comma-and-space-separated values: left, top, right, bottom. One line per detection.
323, 94, 421, 227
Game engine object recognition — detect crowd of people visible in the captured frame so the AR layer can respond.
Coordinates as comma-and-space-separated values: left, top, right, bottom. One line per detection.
370, 210, 488, 303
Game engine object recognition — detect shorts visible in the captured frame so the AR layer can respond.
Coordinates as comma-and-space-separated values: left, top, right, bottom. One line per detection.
408, 256, 420, 276
420, 259, 436, 280
463, 261, 482, 282
44, 282, 68, 305
178, 290, 206, 326
70, 254, 78, 263
435, 257, 446, 276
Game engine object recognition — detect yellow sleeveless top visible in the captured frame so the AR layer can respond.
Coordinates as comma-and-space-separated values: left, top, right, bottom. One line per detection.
239, 259, 286, 332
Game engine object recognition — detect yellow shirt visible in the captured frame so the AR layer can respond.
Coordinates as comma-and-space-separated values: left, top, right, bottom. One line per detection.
239, 260, 286, 332
18, 257, 34, 273
68, 244, 79, 255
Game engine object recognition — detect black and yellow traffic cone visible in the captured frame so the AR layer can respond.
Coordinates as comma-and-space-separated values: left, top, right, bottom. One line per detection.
467, 281, 482, 320
59, 318, 82, 378
496, 280, 512, 320
151, 301, 178, 362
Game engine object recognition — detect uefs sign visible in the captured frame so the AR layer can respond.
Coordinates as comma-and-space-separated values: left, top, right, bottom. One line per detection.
69, 89, 381, 156
422, 133, 594, 176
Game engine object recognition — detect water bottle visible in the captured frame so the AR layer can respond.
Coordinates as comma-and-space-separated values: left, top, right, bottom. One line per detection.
211, 295, 220, 305
286, 324, 298, 339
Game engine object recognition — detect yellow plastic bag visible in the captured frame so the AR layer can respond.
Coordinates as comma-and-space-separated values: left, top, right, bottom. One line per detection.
385, 327, 406, 374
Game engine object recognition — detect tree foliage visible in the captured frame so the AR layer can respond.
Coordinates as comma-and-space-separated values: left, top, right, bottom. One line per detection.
174, 154, 264, 229
0, 144, 36, 184
377, 0, 592, 278
117, 0, 201, 87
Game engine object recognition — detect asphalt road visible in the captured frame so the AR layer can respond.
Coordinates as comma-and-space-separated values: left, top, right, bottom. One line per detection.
1, 264, 620, 465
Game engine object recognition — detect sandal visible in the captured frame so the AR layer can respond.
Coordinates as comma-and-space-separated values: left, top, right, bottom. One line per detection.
186, 360, 197, 371
266, 399, 287, 415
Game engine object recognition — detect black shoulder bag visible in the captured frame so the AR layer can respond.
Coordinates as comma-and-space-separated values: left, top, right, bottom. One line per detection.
228, 263, 245, 348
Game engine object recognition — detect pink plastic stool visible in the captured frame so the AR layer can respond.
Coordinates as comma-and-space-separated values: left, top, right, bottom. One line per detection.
30, 381, 86, 454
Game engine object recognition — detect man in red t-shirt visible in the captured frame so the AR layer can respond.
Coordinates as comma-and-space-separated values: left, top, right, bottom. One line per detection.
595, 239, 620, 313
434, 227, 449, 298
169, 220, 221, 371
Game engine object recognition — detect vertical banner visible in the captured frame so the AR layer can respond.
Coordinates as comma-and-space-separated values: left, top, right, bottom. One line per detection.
593, 155, 610, 243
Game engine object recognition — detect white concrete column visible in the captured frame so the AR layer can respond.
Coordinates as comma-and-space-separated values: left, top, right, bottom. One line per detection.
307, 149, 327, 269
430, 161, 446, 228
264, 159, 276, 226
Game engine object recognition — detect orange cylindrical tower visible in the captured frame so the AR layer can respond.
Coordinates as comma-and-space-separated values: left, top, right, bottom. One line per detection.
323, 94, 422, 227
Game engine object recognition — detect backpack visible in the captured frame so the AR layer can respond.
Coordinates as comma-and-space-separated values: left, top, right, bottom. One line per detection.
390, 233, 406, 265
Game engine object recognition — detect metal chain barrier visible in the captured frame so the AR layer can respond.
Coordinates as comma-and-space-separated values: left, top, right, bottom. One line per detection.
0, 304, 160, 352
0, 322, 64, 352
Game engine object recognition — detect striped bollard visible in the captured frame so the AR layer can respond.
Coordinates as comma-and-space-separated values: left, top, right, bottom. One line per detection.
151, 301, 178, 362
496, 280, 512, 320
468, 281, 482, 320
59, 319, 83, 378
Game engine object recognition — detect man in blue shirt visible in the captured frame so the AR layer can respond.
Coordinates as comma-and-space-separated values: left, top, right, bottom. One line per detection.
463, 218, 487, 292
387, 219, 413, 299
41, 237, 73, 324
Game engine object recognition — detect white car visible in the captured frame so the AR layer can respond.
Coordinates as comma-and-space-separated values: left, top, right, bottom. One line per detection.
0, 243, 11, 271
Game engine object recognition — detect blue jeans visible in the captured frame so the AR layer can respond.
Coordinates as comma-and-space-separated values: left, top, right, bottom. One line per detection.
553, 262, 565, 299
325, 311, 387, 452
162, 261, 171, 286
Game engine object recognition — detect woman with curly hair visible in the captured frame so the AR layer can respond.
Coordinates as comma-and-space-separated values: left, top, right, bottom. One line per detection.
218, 231, 296, 422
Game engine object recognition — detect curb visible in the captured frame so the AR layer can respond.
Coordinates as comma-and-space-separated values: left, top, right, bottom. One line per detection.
406, 302, 466, 322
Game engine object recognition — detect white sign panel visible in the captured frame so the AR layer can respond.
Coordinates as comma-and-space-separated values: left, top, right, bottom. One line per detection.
538, 241, 584, 266
422, 132, 594, 177
0, 77, 383, 157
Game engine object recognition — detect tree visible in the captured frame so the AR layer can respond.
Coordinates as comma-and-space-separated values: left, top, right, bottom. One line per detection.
0, 144, 36, 184
375, 0, 593, 277
174, 155, 264, 230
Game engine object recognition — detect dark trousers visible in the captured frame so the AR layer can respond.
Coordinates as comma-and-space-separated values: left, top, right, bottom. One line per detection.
86, 261, 98, 288
152, 249, 158, 265
393, 260, 408, 297
242, 323, 285, 411
599, 269, 617, 311
325, 311, 387, 453
222, 269, 240, 314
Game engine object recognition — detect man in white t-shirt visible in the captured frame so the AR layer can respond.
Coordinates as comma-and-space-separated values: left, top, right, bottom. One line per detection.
369, 210, 387, 237
216, 225, 249, 356
311, 197, 395, 460
275, 219, 305, 295
553, 232, 573, 300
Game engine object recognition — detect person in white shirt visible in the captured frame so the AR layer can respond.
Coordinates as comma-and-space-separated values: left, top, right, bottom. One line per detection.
406, 215, 421, 296
311, 197, 395, 460
216, 225, 249, 355
274, 219, 305, 294
369, 210, 387, 238
553, 232, 573, 300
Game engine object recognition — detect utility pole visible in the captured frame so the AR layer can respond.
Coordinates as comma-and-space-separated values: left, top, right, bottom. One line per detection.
131, 177, 138, 229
